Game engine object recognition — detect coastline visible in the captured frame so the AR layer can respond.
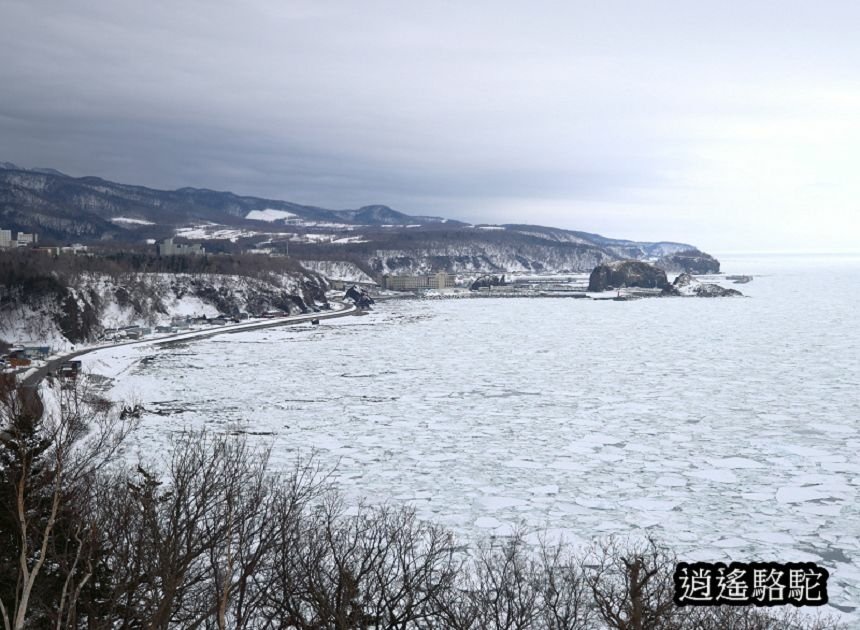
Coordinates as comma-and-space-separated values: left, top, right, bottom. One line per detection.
21, 301, 358, 389
32, 259, 860, 621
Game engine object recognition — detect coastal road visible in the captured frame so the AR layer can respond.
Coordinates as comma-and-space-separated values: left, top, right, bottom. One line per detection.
20, 301, 359, 389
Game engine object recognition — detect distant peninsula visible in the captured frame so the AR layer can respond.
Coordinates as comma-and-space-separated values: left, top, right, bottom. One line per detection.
0, 162, 719, 277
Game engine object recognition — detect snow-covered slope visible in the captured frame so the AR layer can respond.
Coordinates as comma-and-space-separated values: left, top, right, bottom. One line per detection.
0, 271, 328, 349
245, 208, 297, 222
300, 260, 376, 284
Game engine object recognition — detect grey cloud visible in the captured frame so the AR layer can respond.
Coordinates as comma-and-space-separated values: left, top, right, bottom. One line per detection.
2, 0, 859, 250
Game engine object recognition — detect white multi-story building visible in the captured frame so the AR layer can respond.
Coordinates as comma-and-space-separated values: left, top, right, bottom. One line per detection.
0, 230, 39, 248
16, 232, 37, 246
382, 272, 455, 291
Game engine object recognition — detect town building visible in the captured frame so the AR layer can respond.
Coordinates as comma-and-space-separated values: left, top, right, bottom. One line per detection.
17, 232, 37, 246
158, 238, 205, 256
171, 317, 193, 330
381, 272, 455, 291
60, 360, 82, 379
21, 346, 51, 360
0, 229, 39, 249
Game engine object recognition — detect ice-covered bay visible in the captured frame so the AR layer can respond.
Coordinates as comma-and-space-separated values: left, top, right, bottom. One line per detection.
96, 254, 860, 615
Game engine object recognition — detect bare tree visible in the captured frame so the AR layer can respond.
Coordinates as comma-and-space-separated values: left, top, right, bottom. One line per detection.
263, 494, 460, 629
537, 536, 593, 630
1, 378, 849, 630
581, 535, 680, 630
0, 374, 136, 630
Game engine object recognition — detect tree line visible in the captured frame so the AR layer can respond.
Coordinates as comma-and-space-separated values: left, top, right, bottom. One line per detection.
0, 375, 845, 629
0, 250, 311, 289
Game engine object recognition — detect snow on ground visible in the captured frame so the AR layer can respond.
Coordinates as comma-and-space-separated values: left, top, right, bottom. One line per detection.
78, 302, 353, 396
88, 255, 860, 618
245, 208, 297, 222
175, 224, 266, 241
300, 260, 376, 284
0, 301, 75, 352
295, 233, 339, 243
111, 217, 155, 225
0, 271, 323, 359
305, 222, 356, 229
81, 344, 150, 384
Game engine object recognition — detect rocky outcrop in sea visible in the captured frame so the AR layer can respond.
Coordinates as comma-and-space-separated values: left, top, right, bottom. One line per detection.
668, 272, 743, 297
587, 261, 671, 292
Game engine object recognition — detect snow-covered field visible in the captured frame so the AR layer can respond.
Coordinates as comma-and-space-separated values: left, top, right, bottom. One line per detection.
90, 254, 860, 618
245, 208, 296, 222
175, 224, 267, 241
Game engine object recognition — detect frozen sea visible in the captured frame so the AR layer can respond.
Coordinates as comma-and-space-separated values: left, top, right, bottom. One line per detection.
91, 253, 860, 616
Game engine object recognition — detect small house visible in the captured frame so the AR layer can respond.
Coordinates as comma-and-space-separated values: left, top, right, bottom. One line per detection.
60, 360, 82, 378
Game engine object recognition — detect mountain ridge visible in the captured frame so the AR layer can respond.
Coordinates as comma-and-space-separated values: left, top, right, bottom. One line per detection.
0, 162, 719, 274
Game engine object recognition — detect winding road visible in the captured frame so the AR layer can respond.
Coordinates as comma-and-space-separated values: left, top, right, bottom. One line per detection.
20, 301, 359, 389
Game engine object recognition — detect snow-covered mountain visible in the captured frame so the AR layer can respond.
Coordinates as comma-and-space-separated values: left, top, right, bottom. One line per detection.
0, 164, 453, 241
0, 161, 720, 275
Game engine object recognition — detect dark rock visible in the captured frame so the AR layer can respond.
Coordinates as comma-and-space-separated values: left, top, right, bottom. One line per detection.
656, 249, 720, 274
694, 283, 743, 297
587, 261, 671, 292
345, 285, 374, 309
672, 272, 743, 297
673, 272, 695, 289
470, 275, 506, 291
726, 275, 752, 284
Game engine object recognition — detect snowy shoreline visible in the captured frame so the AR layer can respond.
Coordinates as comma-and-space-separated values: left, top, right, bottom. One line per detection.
24, 301, 357, 388
57, 273, 860, 622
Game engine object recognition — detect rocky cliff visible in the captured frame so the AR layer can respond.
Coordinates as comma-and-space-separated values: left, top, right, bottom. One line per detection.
0, 270, 328, 350
655, 250, 720, 274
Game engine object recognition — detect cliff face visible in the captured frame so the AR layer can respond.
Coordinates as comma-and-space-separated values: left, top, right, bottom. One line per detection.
0, 271, 328, 349
308, 227, 718, 277
367, 241, 614, 275
655, 250, 720, 274
299, 260, 375, 284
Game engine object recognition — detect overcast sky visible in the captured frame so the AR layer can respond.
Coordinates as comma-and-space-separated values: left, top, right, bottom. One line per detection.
1, 1, 858, 252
